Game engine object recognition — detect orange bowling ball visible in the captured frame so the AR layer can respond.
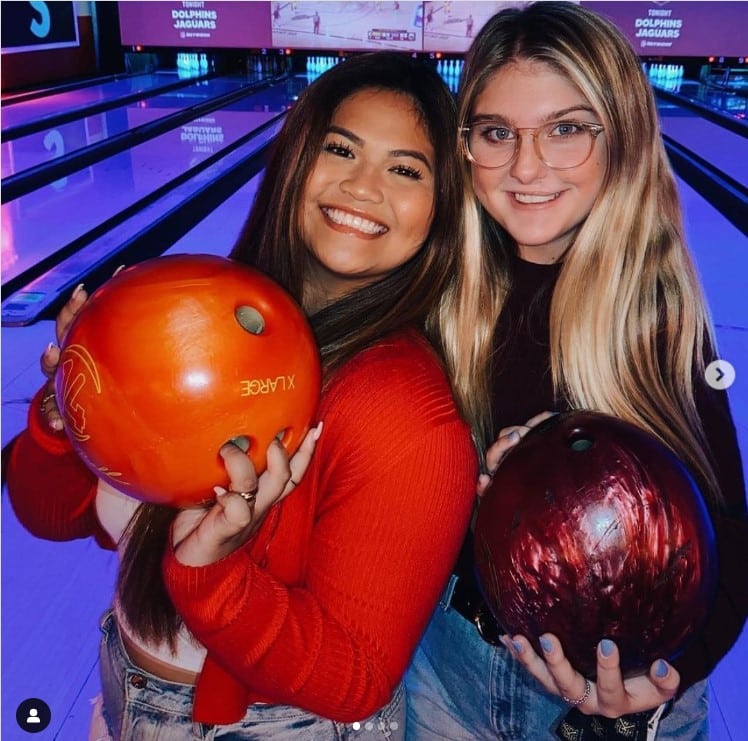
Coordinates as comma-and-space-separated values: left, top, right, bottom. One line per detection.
55, 254, 321, 507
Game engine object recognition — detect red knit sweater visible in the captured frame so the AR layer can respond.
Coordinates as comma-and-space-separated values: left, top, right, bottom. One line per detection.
7, 330, 478, 725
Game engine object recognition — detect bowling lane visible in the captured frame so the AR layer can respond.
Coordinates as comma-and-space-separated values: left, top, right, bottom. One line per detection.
0, 71, 200, 132
678, 81, 748, 121
678, 175, 747, 347
165, 171, 263, 258
677, 173, 748, 741
655, 92, 748, 189
1, 78, 307, 289
1, 76, 266, 179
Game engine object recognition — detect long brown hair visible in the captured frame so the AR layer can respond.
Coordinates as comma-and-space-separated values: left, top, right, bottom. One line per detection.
232, 52, 464, 380
118, 52, 470, 647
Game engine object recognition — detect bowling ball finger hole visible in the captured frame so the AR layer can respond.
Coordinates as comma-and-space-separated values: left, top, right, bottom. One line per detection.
235, 306, 265, 334
568, 433, 594, 452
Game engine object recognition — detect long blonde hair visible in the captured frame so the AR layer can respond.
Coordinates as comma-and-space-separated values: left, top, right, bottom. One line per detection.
430, 188, 501, 453
450, 1, 722, 503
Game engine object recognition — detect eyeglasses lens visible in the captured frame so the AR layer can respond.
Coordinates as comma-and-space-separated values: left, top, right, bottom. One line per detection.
466, 122, 597, 169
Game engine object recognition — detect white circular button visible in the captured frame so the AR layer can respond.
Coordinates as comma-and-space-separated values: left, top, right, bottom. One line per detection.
705, 359, 736, 390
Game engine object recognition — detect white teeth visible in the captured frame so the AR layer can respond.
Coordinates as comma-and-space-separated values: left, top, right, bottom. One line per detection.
322, 207, 388, 235
513, 192, 560, 204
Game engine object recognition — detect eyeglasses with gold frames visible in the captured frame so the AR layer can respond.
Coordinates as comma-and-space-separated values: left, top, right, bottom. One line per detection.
460, 119, 605, 170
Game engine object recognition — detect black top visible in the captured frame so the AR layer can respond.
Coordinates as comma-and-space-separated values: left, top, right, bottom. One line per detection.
489, 255, 562, 429
459, 252, 747, 691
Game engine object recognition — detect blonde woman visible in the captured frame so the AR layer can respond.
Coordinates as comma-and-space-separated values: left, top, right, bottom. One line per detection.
407, 3, 747, 739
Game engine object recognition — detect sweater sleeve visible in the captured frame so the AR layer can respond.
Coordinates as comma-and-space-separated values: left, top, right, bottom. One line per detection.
670, 374, 747, 689
163, 336, 478, 722
6, 387, 114, 550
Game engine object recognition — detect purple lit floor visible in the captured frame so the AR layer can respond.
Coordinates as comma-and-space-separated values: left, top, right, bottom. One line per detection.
1, 74, 746, 739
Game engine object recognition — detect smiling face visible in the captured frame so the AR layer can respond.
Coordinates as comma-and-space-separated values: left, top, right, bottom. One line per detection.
301, 89, 436, 305
469, 59, 607, 264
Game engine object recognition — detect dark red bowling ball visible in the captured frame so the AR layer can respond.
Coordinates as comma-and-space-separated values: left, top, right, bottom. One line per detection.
474, 410, 718, 678
55, 254, 321, 508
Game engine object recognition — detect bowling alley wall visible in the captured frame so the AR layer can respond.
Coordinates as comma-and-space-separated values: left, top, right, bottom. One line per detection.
2, 1, 746, 95
1, 1, 126, 92
1, 2, 96, 90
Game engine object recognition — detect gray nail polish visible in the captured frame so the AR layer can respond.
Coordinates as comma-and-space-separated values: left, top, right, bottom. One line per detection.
540, 636, 553, 653
511, 640, 523, 654
228, 435, 250, 453
654, 660, 668, 678
599, 639, 615, 657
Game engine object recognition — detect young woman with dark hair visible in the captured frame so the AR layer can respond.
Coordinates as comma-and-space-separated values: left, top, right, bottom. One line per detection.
8, 52, 486, 740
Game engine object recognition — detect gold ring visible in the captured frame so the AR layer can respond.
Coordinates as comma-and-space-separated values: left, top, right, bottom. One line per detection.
229, 489, 258, 506
562, 678, 591, 707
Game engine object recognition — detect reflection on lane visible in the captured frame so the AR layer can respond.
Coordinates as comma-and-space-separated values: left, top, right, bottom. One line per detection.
1, 77, 309, 285
1, 72, 190, 131
655, 87, 748, 189
1, 76, 266, 178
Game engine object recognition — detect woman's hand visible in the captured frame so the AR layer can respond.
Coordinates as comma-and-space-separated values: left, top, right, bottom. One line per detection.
39, 283, 89, 430
477, 411, 556, 497
172, 423, 322, 566
503, 633, 679, 717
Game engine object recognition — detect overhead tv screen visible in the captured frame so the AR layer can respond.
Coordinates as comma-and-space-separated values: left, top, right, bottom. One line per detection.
270, 1, 424, 52
422, 1, 534, 54
118, 1, 272, 49
583, 1, 748, 58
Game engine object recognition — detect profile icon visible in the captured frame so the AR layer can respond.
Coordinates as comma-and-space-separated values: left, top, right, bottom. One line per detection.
15, 698, 51, 733
26, 709, 41, 724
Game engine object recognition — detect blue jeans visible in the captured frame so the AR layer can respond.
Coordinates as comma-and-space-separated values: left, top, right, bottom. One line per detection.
404, 576, 709, 740
99, 610, 405, 740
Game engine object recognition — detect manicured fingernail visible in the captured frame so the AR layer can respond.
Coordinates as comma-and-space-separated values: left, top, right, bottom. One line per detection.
508, 430, 520, 442
113, 264, 126, 276
46, 342, 57, 353
599, 639, 615, 657
540, 636, 553, 653
228, 435, 250, 452
72, 283, 85, 298
313, 421, 323, 441
654, 660, 669, 678
511, 640, 523, 654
